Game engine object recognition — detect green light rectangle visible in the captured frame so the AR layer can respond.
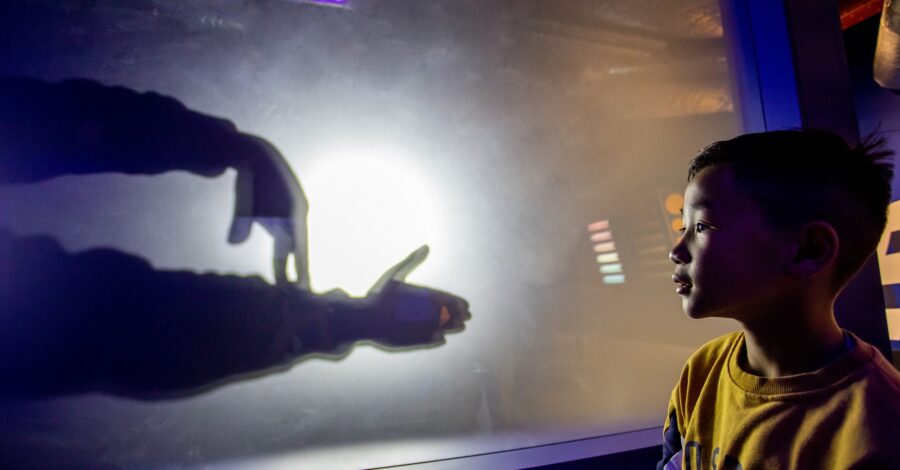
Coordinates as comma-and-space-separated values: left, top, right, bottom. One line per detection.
599, 263, 623, 274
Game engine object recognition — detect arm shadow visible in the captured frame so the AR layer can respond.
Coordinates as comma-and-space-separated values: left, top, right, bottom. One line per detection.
0, 76, 470, 400
0, 229, 469, 400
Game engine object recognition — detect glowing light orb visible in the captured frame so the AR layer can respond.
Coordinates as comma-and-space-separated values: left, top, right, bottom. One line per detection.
302, 146, 439, 297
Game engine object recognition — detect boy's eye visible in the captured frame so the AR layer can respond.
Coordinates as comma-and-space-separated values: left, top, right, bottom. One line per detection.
676, 222, 710, 233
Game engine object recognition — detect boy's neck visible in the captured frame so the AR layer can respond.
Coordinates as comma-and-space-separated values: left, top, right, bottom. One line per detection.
739, 306, 846, 378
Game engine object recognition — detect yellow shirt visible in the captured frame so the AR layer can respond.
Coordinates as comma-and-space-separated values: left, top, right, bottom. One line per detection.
658, 331, 900, 469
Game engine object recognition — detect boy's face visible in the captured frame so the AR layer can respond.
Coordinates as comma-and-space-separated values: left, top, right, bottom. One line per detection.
669, 166, 792, 321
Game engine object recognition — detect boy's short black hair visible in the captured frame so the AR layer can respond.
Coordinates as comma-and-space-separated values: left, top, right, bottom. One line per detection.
688, 129, 894, 288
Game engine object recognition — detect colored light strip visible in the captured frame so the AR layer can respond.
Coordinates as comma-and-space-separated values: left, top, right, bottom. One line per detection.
587, 220, 610, 232
599, 263, 623, 274
590, 231, 613, 242
588, 218, 626, 284
593, 242, 616, 253
596, 253, 619, 264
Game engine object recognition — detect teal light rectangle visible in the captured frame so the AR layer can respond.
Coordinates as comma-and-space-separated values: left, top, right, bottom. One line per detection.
602, 274, 626, 284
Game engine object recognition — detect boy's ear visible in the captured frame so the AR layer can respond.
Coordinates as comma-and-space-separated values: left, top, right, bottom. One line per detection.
787, 221, 839, 278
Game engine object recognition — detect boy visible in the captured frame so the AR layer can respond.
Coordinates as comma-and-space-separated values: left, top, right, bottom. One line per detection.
659, 129, 900, 469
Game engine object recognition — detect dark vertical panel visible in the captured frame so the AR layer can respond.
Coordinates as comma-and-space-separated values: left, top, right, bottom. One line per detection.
719, 0, 891, 358
783, 0, 860, 143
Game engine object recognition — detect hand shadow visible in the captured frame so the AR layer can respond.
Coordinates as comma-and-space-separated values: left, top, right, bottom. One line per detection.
0, 77, 471, 400
0, 75, 309, 288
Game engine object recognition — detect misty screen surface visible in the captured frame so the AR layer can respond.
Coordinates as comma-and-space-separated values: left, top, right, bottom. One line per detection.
0, 1, 742, 468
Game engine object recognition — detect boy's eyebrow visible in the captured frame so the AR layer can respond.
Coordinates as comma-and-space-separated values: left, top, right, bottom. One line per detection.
679, 203, 712, 216
687, 200, 713, 211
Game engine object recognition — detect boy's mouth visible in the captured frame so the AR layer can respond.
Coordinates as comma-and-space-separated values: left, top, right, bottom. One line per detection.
672, 274, 693, 295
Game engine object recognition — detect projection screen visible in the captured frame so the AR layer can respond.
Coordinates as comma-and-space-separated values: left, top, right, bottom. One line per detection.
0, 1, 744, 467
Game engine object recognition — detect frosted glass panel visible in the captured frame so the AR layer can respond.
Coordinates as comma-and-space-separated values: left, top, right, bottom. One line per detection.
0, 1, 741, 467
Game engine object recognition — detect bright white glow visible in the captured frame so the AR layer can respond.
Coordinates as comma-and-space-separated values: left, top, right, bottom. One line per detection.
302, 145, 439, 296
285, 253, 298, 283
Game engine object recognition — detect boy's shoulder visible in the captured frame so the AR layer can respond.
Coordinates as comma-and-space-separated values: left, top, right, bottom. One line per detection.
682, 331, 743, 372
678, 330, 900, 397
856, 340, 900, 395
672, 332, 743, 401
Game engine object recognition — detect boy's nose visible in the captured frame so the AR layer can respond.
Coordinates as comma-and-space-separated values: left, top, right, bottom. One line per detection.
669, 239, 690, 265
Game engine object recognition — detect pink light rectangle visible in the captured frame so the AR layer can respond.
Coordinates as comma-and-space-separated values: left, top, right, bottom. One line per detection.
590, 231, 612, 242
587, 220, 610, 232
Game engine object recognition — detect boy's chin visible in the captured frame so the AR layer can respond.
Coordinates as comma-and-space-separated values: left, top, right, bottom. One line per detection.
682, 298, 715, 319
683, 299, 744, 321
684, 308, 710, 319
